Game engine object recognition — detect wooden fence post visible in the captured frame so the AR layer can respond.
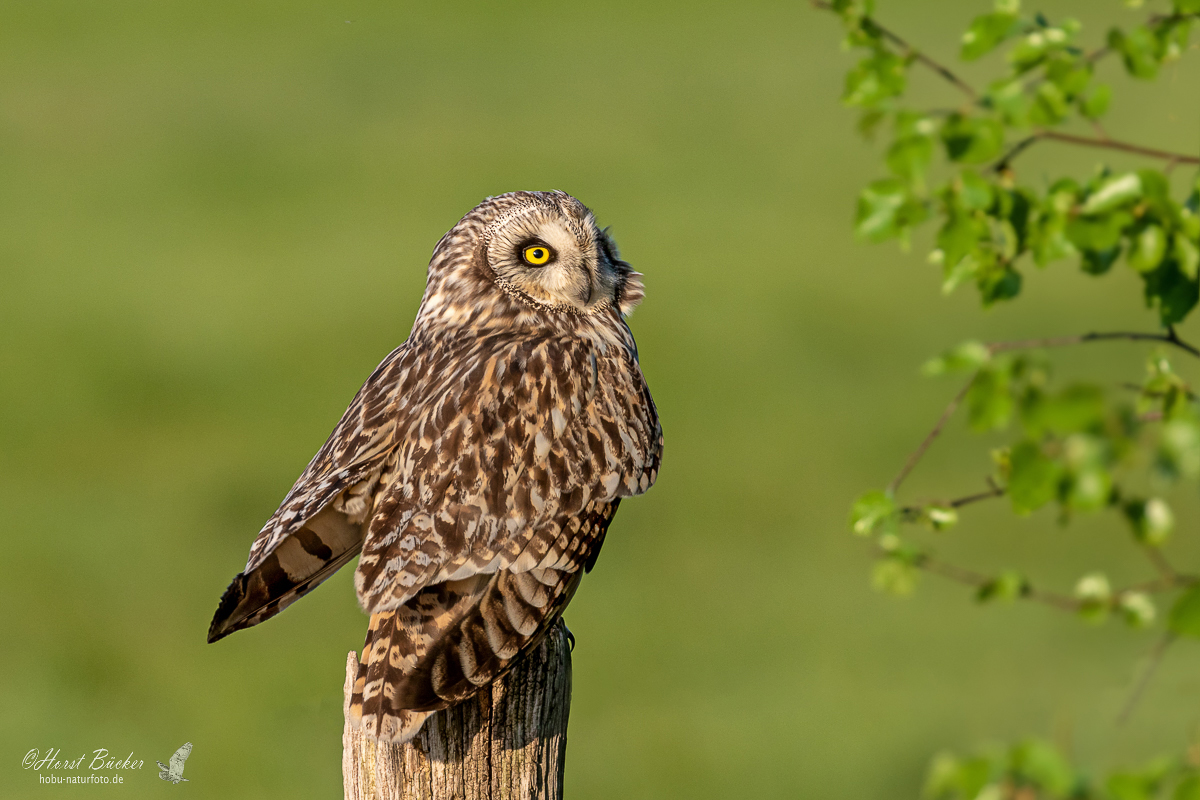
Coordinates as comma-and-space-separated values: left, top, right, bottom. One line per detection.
342, 621, 573, 800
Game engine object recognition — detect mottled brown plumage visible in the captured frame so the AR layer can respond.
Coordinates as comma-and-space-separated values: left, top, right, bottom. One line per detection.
208, 191, 661, 742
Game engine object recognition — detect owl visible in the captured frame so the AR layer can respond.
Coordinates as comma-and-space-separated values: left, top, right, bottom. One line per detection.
208, 191, 662, 742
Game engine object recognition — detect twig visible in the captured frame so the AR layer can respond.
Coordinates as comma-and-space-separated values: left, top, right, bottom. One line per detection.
915, 556, 1081, 612
992, 129, 1200, 172
1120, 574, 1199, 594
810, 0, 978, 100
1042, 130, 1200, 165
888, 377, 976, 494
900, 483, 1006, 518
1121, 382, 1200, 401
989, 329, 1200, 360
912, 554, 1194, 613
1117, 632, 1176, 726
1142, 545, 1179, 582
993, 135, 1042, 173
1084, 45, 1113, 67
948, 484, 1006, 508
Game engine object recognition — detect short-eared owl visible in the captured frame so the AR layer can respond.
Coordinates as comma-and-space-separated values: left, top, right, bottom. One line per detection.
208, 191, 662, 742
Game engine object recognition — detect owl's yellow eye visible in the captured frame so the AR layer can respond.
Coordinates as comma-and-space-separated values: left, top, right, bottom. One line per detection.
521, 244, 554, 266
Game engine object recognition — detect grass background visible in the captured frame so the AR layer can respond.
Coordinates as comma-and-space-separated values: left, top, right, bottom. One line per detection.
1, 0, 1198, 797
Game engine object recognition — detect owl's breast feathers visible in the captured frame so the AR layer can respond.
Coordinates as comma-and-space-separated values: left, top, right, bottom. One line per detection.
207, 320, 661, 644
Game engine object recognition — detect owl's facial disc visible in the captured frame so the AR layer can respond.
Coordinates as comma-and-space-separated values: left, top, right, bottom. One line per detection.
486, 207, 613, 312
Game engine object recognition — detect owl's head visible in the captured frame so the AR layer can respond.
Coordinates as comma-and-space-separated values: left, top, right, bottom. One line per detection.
420, 192, 644, 329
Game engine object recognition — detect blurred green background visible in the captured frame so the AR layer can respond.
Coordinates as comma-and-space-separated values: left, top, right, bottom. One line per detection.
1, 0, 1198, 797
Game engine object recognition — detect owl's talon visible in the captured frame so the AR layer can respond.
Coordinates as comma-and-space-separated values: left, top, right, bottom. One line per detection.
561, 620, 576, 651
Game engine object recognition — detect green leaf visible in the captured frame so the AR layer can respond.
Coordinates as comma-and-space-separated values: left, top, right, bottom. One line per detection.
923, 505, 958, 531
1075, 572, 1112, 625
1137, 169, 1173, 215
1081, 245, 1121, 276
850, 490, 895, 536
1064, 466, 1112, 511
941, 251, 980, 295
872, 557, 919, 595
1011, 739, 1074, 796
976, 570, 1025, 603
1081, 173, 1143, 215
1043, 60, 1091, 98
1030, 215, 1078, 266
935, 215, 985, 279
977, 262, 1022, 306
923, 340, 991, 376
1176, 0, 1200, 12
1141, 257, 1200, 326
1118, 592, 1156, 628
1021, 383, 1106, 435
1128, 224, 1168, 273
1079, 83, 1112, 119
967, 364, 1015, 431
1175, 774, 1200, 800
924, 751, 999, 800
957, 170, 995, 211
1108, 758, 1177, 800
855, 179, 926, 242
1169, 584, 1200, 638
941, 115, 1005, 164
1160, 18, 1192, 62
1157, 418, 1200, 479
1174, 232, 1199, 281
1000, 189, 1034, 254
1110, 26, 1161, 79
1124, 498, 1175, 546
1028, 81, 1069, 125
961, 12, 1021, 61
1008, 439, 1063, 513
886, 135, 934, 183
1066, 211, 1133, 251
987, 78, 1030, 125
844, 51, 909, 106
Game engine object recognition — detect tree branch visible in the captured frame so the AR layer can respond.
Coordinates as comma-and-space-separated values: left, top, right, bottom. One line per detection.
810, 1, 978, 100
889, 328, 1200, 495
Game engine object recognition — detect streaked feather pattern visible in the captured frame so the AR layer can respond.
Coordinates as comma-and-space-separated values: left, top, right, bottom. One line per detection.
209, 191, 662, 742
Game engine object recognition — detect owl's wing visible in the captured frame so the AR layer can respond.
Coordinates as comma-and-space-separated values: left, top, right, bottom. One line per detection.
354, 337, 660, 614
208, 344, 418, 643
349, 335, 661, 741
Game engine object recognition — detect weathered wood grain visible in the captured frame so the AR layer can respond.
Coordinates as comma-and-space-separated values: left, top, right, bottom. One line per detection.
343, 622, 572, 800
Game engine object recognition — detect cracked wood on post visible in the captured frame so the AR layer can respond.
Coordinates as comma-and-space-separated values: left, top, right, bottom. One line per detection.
343, 622, 573, 800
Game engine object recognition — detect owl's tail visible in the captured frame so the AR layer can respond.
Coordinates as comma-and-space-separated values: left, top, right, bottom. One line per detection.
347, 611, 433, 743
347, 568, 583, 743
